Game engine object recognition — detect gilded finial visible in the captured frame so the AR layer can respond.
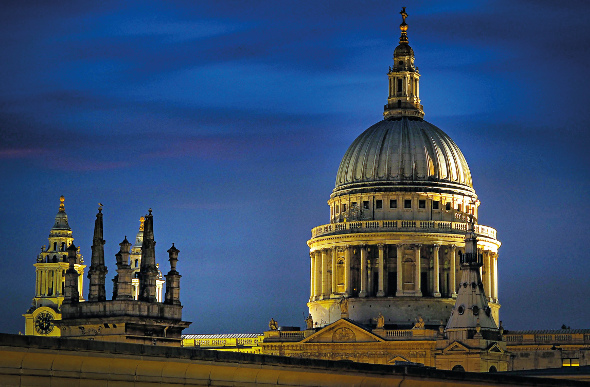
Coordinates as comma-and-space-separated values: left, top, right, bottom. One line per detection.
59, 195, 65, 212
139, 216, 145, 231
399, 7, 409, 44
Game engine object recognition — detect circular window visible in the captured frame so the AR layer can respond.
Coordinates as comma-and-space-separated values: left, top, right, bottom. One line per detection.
458, 305, 465, 315
472, 305, 479, 316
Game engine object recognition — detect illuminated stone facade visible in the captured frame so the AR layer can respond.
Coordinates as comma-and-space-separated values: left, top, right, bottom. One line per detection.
23, 196, 85, 337
307, 7, 500, 330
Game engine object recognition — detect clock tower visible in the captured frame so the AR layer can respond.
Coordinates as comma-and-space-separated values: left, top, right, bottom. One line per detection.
23, 196, 86, 336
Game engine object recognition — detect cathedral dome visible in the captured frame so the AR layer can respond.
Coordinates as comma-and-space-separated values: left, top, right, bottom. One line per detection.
333, 117, 475, 197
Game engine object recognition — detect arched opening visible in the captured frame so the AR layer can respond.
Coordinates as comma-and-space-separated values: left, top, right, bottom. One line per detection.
452, 365, 465, 372
489, 365, 497, 373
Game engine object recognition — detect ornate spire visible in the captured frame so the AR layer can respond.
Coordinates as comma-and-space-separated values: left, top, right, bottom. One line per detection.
59, 195, 65, 213
139, 216, 145, 231
384, 7, 424, 120
399, 7, 409, 44
51, 195, 71, 231
138, 209, 159, 302
87, 204, 107, 302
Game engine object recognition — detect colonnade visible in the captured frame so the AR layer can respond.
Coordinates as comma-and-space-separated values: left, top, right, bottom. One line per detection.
35, 266, 84, 299
309, 244, 498, 302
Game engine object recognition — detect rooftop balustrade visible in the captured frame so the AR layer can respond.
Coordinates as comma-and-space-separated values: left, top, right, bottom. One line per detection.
311, 220, 497, 240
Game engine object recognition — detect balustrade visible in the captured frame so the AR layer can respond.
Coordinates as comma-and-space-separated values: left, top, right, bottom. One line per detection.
311, 219, 497, 240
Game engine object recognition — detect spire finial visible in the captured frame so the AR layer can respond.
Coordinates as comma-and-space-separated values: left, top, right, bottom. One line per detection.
139, 216, 145, 231
399, 7, 409, 44
98, 202, 103, 213
59, 195, 65, 213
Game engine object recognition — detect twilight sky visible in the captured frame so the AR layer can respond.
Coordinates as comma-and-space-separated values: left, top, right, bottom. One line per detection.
1, 1, 589, 335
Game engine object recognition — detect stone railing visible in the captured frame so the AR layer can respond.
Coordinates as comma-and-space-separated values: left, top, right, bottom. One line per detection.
385, 330, 413, 338
382, 329, 438, 340
279, 331, 305, 340
311, 220, 497, 240
504, 331, 590, 345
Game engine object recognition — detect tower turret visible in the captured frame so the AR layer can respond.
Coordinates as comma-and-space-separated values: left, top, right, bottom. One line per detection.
23, 196, 85, 337
113, 237, 134, 300
87, 205, 107, 301
164, 243, 181, 306
384, 7, 424, 120
138, 209, 159, 302
63, 243, 80, 304
445, 217, 499, 342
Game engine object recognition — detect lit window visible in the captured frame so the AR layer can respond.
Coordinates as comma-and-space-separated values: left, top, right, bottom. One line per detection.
433, 201, 439, 210
335, 205, 339, 213
563, 358, 580, 367
376, 200, 382, 209
363, 201, 369, 210
390, 200, 397, 208
404, 200, 412, 209
419, 200, 426, 209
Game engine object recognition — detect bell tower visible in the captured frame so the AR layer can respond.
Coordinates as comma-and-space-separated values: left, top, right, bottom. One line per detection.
23, 196, 86, 336
384, 7, 424, 120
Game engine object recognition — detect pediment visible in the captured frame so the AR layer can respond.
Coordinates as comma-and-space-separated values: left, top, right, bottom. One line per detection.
487, 342, 504, 354
443, 341, 470, 353
302, 319, 384, 344
387, 355, 409, 364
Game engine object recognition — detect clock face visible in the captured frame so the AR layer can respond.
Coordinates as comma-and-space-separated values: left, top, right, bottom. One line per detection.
35, 311, 55, 335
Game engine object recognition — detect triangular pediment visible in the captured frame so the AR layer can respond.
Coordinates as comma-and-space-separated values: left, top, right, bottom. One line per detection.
443, 341, 470, 353
387, 355, 409, 364
302, 319, 384, 344
487, 342, 504, 354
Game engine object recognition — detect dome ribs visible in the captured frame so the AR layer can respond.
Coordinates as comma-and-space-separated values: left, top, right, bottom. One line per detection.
332, 119, 475, 197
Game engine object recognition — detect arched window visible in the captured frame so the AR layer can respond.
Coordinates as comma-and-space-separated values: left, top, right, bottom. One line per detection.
61, 242, 65, 251
452, 365, 465, 372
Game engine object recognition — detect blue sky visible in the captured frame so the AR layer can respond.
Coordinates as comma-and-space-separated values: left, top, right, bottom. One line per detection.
1, 0, 589, 334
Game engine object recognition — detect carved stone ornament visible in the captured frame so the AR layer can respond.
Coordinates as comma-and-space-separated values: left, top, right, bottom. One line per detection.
332, 327, 356, 342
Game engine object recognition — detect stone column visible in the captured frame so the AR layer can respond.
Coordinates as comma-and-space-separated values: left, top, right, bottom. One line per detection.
450, 245, 457, 298
377, 244, 385, 297
314, 250, 321, 301
344, 245, 352, 296
485, 251, 492, 300
321, 249, 329, 298
309, 251, 315, 301
331, 247, 338, 296
396, 244, 404, 296
433, 244, 441, 297
414, 244, 422, 296
493, 253, 499, 301
359, 245, 368, 297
